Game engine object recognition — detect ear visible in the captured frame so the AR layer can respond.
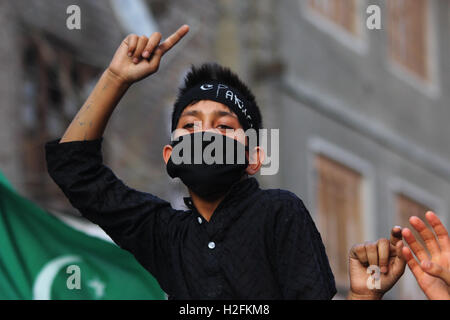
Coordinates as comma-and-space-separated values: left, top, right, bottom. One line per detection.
162, 145, 173, 165
245, 146, 265, 176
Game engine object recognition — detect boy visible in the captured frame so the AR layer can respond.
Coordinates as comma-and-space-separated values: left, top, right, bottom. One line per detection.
46, 25, 396, 299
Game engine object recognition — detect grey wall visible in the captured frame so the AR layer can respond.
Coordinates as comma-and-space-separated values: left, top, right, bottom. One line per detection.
275, 0, 450, 299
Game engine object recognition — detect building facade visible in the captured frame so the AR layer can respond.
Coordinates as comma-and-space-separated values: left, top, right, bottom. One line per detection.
276, 0, 450, 299
1, 0, 449, 299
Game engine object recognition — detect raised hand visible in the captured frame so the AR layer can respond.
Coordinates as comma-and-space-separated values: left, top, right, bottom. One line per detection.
108, 25, 190, 85
348, 227, 406, 299
402, 211, 450, 300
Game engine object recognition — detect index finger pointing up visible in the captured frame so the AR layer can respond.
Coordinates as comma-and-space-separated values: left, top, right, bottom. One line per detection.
156, 25, 190, 57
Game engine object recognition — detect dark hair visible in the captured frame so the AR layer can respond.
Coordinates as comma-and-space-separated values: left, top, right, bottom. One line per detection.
171, 63, 263, 131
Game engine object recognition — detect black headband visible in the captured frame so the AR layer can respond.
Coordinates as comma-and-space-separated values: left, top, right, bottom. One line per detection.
172, 81, 256, 132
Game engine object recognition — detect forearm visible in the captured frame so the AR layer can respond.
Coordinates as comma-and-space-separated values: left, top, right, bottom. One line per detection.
60, 69, 130, 143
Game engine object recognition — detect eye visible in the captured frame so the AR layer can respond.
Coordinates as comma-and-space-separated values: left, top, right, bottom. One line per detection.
217, 124, 234, 130
183, 123, 194, 129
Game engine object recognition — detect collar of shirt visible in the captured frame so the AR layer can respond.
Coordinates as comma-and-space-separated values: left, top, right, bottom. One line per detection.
182, 177, 260, 239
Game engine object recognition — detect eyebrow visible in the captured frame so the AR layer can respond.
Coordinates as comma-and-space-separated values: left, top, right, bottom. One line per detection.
215, 110, 238, 118
180, 110, 199, 117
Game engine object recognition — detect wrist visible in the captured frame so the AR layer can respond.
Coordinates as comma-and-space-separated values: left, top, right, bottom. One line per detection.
347, 290, 384, 300
104, 68, 132, 89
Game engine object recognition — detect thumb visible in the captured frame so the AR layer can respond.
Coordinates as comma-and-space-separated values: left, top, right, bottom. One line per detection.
421, 260, 450, 286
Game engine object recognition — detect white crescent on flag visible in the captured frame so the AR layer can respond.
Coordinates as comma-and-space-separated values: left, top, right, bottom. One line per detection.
32, 255, 81, 300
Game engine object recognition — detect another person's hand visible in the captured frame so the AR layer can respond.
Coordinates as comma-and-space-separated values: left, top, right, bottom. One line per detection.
348, 227, 406, 299
402, 211, 450, 300
108, 25, 190, 85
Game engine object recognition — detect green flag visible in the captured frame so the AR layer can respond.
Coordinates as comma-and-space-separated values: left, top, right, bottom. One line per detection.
0, 171, 166, 300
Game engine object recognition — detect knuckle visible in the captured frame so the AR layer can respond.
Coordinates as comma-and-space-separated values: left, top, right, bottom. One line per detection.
354, 244, 364, 253
146, 40, 157, 49
366, 242, 377, 250
129, 40, 137, 48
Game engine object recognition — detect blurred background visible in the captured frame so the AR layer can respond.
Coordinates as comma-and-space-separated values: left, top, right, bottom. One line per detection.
0, 0, 449, 299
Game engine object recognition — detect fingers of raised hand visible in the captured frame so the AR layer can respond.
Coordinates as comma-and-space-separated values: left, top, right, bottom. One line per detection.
124, 26, 188, 65
395, 240, 405, 261
390, 241, 407, 276
350, 243, 368, 266
131, 35, 149, 63
364, 241, 379, 269
402, 246, 425, 279
390, 226, 403, 246
425, 211, 450, 252
155, 25, 190, 58
123, 33, 162, 64
350, 241, 389, 270
125, 34, 138, 56
402, 227, 430, 262
377, 239, 390, 274
142, 32, 162, 59
409, 216, 441, 257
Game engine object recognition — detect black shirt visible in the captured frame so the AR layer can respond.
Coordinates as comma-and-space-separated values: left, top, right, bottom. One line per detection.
45, 138, 336, 300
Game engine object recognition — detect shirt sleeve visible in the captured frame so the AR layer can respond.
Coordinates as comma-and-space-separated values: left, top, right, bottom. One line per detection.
45, 138, 177, 294
274, 192, 337, 300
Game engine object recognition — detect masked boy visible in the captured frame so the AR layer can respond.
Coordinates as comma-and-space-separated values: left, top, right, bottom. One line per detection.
45, 26, 337, 299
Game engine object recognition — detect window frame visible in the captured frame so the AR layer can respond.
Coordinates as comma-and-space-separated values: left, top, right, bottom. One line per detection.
300, 0, 369, 54
307, 137, 375, 291
385, 0, 441, 98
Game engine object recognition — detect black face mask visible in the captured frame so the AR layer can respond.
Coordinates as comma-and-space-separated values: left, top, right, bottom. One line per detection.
166, 131, 249, 200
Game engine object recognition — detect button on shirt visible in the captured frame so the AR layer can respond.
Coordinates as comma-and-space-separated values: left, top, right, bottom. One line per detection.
45, 139, 336, 300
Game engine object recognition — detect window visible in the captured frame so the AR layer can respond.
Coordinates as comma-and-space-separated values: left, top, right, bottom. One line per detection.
315, 154, 364, 287
303, 0, 366, 53
21, 36, 101, 209
395, 193, 431, 299
387, 0, 429, 81
308, 0, 359, 36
